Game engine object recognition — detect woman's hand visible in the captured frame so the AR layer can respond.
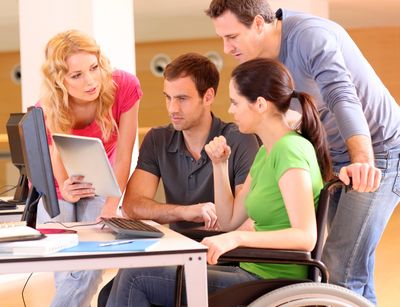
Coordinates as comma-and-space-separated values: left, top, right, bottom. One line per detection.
61, 175, 95, 203
180, 202, 219, 230
205, 136, 231, 165
201, 232, 240, 265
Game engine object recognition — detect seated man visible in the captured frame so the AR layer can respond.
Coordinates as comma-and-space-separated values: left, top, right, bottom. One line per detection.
97, 53, 259, 305
121, 52, 259, 231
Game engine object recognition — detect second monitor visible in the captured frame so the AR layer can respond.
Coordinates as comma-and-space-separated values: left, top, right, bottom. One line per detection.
18, 107, 60, 228
5, 113, 29, 204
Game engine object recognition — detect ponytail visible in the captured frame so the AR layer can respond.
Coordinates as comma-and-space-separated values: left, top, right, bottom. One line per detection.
296, 91, 333, 182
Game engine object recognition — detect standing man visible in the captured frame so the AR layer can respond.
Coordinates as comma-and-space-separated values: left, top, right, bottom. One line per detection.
206, 0, 400, 304
122, 52, 259, 231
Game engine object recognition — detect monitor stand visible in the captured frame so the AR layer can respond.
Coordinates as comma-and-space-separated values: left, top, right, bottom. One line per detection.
9, 167, 29, 204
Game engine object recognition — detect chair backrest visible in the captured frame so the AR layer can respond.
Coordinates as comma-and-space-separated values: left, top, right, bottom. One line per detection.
309, 178, 344, 279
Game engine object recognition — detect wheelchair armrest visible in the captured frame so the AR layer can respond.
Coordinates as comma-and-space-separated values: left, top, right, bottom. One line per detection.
178, 229, 328, 281
219, 247, 328, 282
178, 229, 312, 261
220, 246, 312, 262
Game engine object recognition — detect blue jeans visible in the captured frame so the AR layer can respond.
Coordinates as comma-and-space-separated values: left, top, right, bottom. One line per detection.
322, 147, 400, 305
37, 196, 105, 307
106, 265, 260, 307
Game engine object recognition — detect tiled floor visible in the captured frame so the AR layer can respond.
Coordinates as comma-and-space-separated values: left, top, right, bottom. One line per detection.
1, 206, 399, 306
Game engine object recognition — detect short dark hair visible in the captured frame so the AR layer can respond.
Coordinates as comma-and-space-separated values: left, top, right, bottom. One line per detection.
164, 53, 219, 98
205, 0, 275, 27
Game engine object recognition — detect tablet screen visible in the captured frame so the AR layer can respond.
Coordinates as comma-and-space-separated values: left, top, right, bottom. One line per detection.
52, 134, 122, 198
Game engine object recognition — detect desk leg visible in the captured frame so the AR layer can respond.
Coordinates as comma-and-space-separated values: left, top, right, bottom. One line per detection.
184, 252, 208, 307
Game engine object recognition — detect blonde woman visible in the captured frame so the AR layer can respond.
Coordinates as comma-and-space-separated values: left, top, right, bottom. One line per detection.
36, 29, 142, 307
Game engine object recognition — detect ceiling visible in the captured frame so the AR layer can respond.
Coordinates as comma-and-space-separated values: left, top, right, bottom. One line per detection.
1, 0, 399, 51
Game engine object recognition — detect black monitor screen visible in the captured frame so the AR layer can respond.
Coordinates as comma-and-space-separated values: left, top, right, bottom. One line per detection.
19, 106, 60, 228
6, 113, 29, 203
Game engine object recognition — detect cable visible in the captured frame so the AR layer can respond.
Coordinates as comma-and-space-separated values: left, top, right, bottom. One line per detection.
43, 220, 103, 228
21, 272, 33, 307
0, 184, 17, 196
23, 195, 41, 208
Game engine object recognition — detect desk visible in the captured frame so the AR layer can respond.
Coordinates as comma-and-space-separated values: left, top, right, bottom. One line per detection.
0, 205, 24, 222
0, 222, 208, 307
0, 197, 24, 222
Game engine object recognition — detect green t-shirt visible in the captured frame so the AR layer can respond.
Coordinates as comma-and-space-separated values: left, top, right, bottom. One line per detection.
240, 131, 323, 280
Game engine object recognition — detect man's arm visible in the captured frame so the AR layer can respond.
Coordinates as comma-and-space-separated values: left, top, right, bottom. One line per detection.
122, 169, 218, 227
339, 135, 381, 192
296, 29, 381, 192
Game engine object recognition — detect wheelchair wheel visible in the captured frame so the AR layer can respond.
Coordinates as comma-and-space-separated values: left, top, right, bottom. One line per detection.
248, 282, 374, 307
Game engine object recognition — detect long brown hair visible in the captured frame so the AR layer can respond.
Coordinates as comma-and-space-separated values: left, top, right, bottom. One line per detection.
41, 29, 116, 140
231, 58, 332, 181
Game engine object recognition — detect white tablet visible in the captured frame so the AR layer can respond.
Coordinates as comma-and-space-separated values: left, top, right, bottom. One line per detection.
52, 134, 122, 198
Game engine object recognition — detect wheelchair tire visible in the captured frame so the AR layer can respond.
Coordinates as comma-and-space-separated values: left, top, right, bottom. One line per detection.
248, 282, 374, 307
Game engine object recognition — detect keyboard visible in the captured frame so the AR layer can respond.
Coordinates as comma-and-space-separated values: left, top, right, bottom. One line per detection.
0, 200, 18, 210
101, 217, 164, 238
0, 221, 45, 243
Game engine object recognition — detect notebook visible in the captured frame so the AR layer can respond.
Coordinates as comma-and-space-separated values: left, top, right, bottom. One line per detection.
52, 134, 122, 197
0, 222, 44, 242
0, 233, 79, 255
62, 239, 159, 252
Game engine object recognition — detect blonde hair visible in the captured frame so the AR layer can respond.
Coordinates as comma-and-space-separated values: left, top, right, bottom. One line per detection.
41, 29, 117, 140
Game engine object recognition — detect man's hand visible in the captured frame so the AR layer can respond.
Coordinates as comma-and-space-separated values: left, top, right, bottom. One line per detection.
61, 175, 95, 203
201, 232, 240, 264
343, 135, 381, 192
339, 163, 381, 192
181, 202, 218, 230
205, 136, 231, 164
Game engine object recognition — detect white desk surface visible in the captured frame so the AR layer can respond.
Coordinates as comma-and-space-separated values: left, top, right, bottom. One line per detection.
0, 222, 208, 307
0, 197, 24, 219
0, 204, 24, 215
0, 204, 24, 222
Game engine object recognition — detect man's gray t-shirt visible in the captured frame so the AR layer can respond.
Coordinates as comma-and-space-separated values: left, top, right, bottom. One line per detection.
278, 9, 400, 164
137, 114, 260, 230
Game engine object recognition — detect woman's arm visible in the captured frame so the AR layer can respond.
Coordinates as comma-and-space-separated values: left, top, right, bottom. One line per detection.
205, 136, 250, 231
100, 102, 139, 217
202, 168, 317, 264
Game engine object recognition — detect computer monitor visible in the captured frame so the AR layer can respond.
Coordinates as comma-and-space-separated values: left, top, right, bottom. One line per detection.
6, 113, 29, 203
18, 106, 60, 228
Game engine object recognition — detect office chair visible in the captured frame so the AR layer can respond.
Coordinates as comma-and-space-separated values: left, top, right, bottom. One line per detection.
175, 178, 373, 307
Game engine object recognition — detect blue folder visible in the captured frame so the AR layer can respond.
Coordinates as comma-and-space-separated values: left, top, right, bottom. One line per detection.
61, 239, 159, 252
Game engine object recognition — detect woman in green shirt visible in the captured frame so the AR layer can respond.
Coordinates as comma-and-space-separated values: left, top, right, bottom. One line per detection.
204, 58, 332, 280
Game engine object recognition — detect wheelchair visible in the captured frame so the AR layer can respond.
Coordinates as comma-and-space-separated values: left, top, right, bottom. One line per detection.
99, 179, 374, 307
175, 179, 374, 307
